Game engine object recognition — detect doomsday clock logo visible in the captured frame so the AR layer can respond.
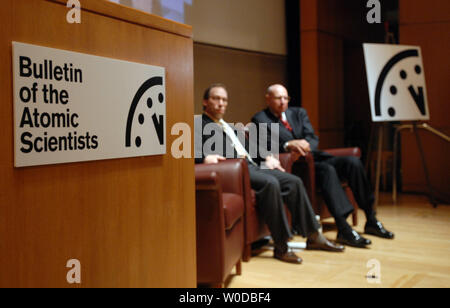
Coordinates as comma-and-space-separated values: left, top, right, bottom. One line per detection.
363, 44, 430, 122
125, 76, 165, 148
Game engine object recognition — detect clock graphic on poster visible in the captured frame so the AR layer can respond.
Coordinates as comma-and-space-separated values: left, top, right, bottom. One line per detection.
363, 44, 430, 122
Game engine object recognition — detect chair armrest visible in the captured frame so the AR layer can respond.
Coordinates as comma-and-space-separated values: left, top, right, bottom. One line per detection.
278, 153, 295, 173
195, 170, 220, 191
324, 147, 361, 158
195, 159, 253, 237
195, 171, 226, 280
195, 159, 247, 196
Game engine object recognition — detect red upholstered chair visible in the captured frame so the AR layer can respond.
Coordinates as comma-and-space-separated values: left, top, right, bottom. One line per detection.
291, 147, 361, 226
195, 160, 245, 288
196, 155, 295, 264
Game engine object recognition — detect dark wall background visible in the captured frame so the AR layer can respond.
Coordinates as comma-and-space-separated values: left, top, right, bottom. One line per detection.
399, 0, 450, 203
293, 0, 397, 163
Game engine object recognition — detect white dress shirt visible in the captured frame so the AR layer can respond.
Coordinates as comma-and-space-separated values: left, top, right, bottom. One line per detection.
219, 119, 257, 166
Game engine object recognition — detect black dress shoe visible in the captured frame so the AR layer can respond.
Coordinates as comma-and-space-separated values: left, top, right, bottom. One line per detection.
337, 230, 371, 248
365, 221, 395, 239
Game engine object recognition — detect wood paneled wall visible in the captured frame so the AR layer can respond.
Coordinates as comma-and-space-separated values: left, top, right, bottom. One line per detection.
399, 0, 450, 201
0, 0, 196, 287
194, 43, 287, 124
300, 0, 370, 149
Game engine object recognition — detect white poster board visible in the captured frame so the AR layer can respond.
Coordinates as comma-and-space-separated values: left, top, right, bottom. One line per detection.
363, 43, 429, 122
12, 42, 166, 167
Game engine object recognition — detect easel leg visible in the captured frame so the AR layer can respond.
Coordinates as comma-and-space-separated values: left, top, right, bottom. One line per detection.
392, 127, 400, 204
374, 124, 383, 209
413, 124, 437, 208
366, 124, 375, 173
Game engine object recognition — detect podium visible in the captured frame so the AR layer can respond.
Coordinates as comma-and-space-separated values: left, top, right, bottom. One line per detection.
0, 0, 195, 287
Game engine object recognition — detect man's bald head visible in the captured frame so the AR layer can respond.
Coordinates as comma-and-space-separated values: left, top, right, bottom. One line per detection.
265, 84, 290, 118
266, 84, 287, 96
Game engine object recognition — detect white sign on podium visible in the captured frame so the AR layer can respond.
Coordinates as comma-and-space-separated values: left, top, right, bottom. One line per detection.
12, 42, 166, 167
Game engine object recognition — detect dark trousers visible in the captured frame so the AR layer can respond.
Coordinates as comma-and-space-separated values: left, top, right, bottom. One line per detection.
315, 156, 375, 222
248, 164, 320, 244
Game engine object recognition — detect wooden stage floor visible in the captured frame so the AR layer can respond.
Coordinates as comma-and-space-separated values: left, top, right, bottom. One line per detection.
227, 193, 450, 288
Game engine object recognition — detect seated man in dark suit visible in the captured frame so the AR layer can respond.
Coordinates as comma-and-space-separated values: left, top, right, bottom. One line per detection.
195, 84, 344, 264
252, 84, 394, 248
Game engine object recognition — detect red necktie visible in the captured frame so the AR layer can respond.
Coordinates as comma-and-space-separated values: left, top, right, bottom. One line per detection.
280, 117, 293, 132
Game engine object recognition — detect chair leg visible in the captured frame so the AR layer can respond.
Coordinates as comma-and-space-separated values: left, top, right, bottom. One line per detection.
243, 244, 251, 262
236, 260, 242, 276
382, 155, 387, 191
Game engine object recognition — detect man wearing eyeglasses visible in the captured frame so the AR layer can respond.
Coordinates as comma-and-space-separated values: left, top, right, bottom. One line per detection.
252, 84, 394, 248
195, 84, 345, 265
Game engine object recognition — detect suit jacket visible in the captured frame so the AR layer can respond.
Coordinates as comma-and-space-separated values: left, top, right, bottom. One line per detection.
251, 107, 333, 161
195, 113, 263, 165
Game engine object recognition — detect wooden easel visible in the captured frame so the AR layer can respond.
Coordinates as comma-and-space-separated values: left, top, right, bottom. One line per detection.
392, 122, 450, 207
366, 23, 397, 209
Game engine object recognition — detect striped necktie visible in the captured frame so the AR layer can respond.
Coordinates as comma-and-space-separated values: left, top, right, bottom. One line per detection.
280, 113, 293, 132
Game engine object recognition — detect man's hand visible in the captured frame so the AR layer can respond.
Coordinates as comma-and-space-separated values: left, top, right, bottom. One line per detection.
286, 139, 311, 156
204, 155, 226, 164
265, 155, 286, 172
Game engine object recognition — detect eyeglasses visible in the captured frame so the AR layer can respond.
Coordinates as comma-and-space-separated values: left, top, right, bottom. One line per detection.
209, 95, 228, 103
272, 95, 291, 102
